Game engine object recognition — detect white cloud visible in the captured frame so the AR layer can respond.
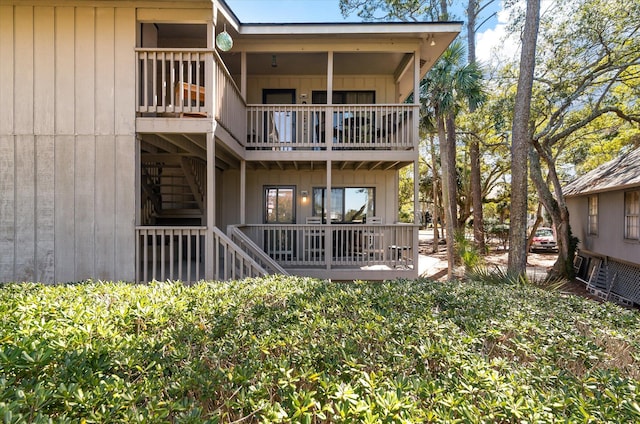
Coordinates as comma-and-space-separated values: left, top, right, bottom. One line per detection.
475, 0, 555, 68
475, 2, 520, 66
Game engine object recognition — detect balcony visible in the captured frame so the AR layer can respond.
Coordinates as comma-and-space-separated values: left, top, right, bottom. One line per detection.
246, 104, 416, 151
136, 48, 418, 152
136, 48, 246, 142
232, 223, 418, 272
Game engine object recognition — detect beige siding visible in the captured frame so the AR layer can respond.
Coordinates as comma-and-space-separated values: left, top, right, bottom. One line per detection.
568, 191, 640, 266
0, 136, 15, 279
246, 75, 396, 104
0, 6, 14, 134
244, 169, 398, 225
15, 136, 35, 282
0, 5, 136, 283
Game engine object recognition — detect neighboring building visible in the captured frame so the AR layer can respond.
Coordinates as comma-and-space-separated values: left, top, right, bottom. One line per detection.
564, 147, 640, 305
0, 0, 461, 283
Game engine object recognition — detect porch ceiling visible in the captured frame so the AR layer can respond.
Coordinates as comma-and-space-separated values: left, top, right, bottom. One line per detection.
221, 51, 407, 76
139, 133, 242, 171
246, 159, 411, 171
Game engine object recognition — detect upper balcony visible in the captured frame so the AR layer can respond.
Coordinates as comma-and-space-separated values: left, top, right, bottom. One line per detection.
135, 48, 417, 153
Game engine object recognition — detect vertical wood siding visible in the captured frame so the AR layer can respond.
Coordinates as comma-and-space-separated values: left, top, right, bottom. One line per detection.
0, 5, 136, 283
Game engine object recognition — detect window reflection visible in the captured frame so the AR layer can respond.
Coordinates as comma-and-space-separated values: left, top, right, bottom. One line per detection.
312, 187, 375, 223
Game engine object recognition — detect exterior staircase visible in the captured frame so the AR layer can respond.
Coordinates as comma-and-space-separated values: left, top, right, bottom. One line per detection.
141, 157, 206, 226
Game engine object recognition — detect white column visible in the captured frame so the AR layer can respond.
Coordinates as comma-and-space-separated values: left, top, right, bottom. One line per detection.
326, 52, 333, 150
241, 51, 247, 99
326, 159, 332, 270
240, 159, 246, 224
205, 130, 215, 280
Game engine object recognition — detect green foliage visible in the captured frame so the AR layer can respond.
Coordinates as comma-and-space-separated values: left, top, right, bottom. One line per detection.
454, 230, 484, 271
487, 222, 510, 250
2, 277, 640, 422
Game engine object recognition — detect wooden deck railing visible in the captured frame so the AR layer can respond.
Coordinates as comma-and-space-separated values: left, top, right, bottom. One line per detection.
213, 53, 246, 142
135, 226, 266, 283
136, 226, 207, 283
245, 104, 417, 151
236, 224, 417, 269
136, 49, 211, 116
135, 49, 246, 144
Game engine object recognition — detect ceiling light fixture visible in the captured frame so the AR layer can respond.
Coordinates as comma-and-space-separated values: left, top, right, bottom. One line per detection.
430, 35, 436, 47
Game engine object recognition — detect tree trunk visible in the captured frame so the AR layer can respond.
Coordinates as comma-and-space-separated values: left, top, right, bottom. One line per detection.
439, 114, 456, 279
530, 144, 575, 278
445, 112, 458, 232
507, 0, 540, 276
526, 202, 543, 252
467, 0, 486, 253
430, 135, 440, 253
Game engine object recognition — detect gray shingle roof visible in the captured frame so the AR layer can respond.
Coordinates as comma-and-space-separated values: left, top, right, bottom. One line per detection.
563, 147, 640, 197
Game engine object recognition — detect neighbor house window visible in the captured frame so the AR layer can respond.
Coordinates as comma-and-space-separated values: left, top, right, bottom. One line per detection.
312, 187, 375, 223
624, 191, 640, 240
588, 195, 598, 236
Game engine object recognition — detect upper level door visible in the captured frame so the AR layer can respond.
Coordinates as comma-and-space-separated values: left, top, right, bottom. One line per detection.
263, 89, 296, 146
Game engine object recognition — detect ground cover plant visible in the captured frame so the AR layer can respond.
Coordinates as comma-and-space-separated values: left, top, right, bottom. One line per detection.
2, 276, 640, 423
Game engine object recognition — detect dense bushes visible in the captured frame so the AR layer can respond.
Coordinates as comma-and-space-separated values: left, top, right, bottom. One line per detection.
2, 277, 640, 422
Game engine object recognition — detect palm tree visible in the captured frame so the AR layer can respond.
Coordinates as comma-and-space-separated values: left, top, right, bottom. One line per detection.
420, 40, 485, 279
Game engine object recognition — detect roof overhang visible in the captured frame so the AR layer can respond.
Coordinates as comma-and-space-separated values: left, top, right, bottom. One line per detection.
215, 0, 462, 100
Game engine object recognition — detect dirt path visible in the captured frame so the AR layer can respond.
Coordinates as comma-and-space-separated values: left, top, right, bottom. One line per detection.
418, 239, 599, 301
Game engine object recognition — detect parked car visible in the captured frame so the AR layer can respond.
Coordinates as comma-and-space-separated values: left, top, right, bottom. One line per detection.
530, 227, 558, 252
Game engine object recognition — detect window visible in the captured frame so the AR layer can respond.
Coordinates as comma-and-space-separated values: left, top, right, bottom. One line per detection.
588, 195, 598, 235
312, 187, 375, 223
264, 186, 295, 224
625, 191, 640, 240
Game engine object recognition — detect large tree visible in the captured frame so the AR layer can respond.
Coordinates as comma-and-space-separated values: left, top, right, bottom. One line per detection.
507, 0, 540, 276
466, 0, 497, 253
421, 40, 485, 278
339, 0, 449, 21
525, 0, 640, 278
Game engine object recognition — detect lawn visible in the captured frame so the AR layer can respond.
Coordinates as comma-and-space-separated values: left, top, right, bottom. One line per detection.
2, 276, 640, 423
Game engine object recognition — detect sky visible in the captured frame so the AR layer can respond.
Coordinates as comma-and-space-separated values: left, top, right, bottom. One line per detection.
224, 0, 519, 65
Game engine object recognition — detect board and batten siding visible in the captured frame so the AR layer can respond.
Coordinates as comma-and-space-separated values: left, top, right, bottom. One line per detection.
246, 75, 397, 104
0, 5, 136, 283
567, 191, 640, 267
243, 169, 398, 225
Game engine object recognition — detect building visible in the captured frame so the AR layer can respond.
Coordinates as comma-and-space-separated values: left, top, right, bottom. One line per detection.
564, 147, 640, 305
0, 0, 461, 283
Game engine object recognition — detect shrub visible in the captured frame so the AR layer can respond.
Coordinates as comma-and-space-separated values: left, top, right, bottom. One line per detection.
1, 277, 640, 422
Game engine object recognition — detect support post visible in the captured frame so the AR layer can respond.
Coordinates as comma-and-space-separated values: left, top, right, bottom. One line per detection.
205, 130, 215, 280
241, 51, 247, 99
240, 159, 246, 224
326, 159, 332, 271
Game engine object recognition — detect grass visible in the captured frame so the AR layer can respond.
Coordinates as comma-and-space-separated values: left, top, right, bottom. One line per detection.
1, 276, 640, 422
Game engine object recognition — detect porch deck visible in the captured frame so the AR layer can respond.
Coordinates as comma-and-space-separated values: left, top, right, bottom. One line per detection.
135, 224, 419, 283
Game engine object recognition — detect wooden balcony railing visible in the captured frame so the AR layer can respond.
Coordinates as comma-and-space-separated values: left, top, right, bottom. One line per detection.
245, 104, 417, 151
135, 226, 266, 283
136, 49, 211, 116
135, 48, 247, 144
236, 223, 417, 269
135, 49, 416, 151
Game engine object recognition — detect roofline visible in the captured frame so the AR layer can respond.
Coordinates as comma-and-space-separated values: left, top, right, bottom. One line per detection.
216, 0, 462, 35
565, 182, 640, 198
237, 22, 463, 36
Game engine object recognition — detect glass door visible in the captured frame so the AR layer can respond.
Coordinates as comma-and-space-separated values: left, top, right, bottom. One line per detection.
264, 186, 296, 261
263, 89, 296, 149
